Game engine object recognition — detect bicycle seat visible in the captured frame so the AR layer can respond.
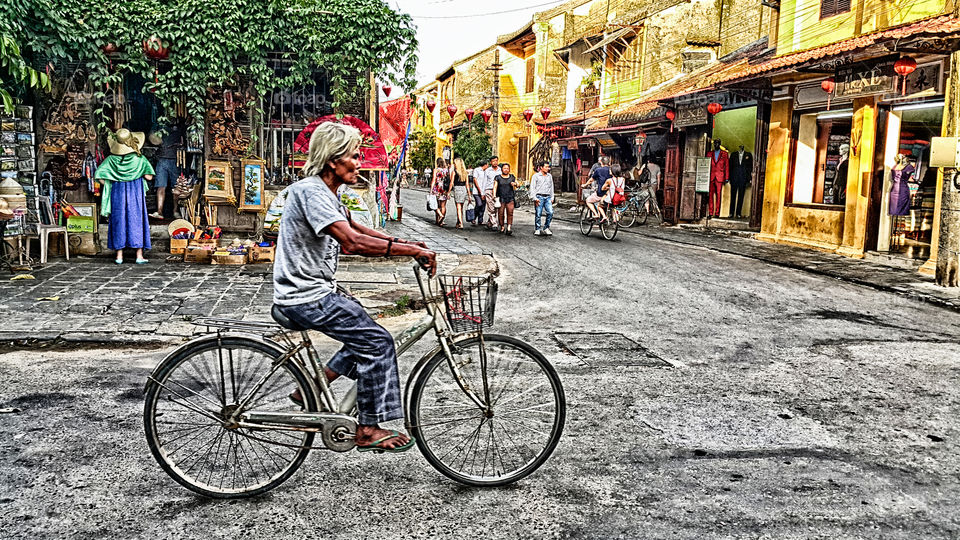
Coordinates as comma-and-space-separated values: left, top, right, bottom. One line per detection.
270, 305, 309, 331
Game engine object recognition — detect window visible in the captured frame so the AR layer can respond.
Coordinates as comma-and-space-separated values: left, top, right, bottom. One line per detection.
525, 58, 535, 93
611, 34, 644, 84
820, 0, 851, 19
790, 111, 851, 205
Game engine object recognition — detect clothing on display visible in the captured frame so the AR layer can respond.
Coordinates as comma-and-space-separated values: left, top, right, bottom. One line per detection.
708, 141, 729, 218
889, 163, 915, 216
729, 149, 752, 217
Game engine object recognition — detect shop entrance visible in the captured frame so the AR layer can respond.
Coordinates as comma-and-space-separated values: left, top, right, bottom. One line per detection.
711, 106, 758, 219
874, 102, 942, 260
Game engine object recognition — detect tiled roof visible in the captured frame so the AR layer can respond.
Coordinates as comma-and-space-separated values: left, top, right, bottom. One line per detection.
713, 15, 960, 84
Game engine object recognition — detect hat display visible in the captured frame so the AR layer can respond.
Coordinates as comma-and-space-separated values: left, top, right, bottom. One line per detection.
167, 218, 196, 237
0, 197, 13, 220
108, 128, 145, 156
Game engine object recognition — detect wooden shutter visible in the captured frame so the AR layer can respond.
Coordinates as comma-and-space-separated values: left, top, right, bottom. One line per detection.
820, 0, 851, 19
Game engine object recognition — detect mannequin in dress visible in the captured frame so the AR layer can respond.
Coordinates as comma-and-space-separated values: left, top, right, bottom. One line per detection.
889, 153, 913, 216
832, 143, 850, 205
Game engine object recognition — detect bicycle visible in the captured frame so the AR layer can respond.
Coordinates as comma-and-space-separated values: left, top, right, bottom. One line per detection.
143, 264, 566, 498
514, 182, 529, 209
578, 201, 620, 240
618, 186, 662, 228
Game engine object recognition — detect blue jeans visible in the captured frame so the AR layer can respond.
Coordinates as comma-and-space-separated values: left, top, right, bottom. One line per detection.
473, 192, 485, 224
276, 292, 402, 425
535, 195, 554, 230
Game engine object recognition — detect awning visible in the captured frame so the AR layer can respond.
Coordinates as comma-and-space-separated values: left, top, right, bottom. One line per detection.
584, 27, 635, 54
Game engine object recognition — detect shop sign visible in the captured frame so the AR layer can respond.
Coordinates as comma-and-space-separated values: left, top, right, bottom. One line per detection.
835, 58, 897, 98
695, 157, 711, 193
903, 61, 943, 97
566, 139, 579, 150
675, 104, 707, 127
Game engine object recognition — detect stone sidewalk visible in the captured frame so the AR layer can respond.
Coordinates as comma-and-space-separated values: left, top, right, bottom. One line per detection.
0, 219, 494, 344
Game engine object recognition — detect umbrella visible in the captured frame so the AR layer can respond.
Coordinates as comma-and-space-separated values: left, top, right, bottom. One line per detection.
294, 115, 389, 170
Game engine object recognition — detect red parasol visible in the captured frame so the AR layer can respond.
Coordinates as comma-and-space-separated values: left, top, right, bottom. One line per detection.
294, 115, 389, 170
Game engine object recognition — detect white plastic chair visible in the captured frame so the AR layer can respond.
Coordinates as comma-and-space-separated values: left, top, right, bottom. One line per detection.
28, 199, 70, 264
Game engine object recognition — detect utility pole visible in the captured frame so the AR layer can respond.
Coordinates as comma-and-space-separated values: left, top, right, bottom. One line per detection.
487, 49, 503, 156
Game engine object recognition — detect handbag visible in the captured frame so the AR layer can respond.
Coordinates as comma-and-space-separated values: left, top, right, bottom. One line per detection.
494, 197, 502, 209
427, 193, 438, 211
466, 207, 475, 222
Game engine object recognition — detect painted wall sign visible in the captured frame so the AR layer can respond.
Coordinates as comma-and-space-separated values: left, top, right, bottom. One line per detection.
835, 58, 897, 98
675, 104, 708, 127
695, 157, 711, 193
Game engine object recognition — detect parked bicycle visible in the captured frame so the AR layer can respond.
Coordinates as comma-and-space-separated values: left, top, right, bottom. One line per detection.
514, 181, 529, 209
143, 264, 566, 498
618, 186, 662, 228
579, 202, 620, 240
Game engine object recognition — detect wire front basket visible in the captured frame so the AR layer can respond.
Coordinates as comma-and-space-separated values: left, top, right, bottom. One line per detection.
437, 274, 498, 333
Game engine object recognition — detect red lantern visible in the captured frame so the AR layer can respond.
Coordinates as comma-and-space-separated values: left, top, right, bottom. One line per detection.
465, 108, 475, 121
500, 110, 512, 123
101, 43, 118, 54
142, 36, 169, 60
446, 104, 458, 118
706, 102, 723, 115
382, 85, 392, 97
425, 99, 436, 113
665, 109, 676, 132
540, 107, 551, 120
894, 56, 917, 95
821, 77, 836, 110
523, 108, 534, 122
481, 109, 492, 123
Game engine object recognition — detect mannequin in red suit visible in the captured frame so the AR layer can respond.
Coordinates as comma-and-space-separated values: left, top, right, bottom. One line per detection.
708, 139, 729, 217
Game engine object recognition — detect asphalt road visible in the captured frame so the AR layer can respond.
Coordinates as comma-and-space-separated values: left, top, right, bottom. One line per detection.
2, 191, 959, 539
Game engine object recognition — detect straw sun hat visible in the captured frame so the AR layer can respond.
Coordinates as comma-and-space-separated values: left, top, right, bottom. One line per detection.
109, 128, 145, 156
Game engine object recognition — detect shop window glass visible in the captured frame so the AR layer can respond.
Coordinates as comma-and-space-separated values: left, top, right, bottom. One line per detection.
791, 111, 850, 205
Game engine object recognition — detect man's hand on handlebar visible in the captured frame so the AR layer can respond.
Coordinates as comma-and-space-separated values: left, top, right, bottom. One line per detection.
416, 250, 438, 277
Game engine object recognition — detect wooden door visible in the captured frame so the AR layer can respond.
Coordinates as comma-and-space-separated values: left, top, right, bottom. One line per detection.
663, 132, 682, 224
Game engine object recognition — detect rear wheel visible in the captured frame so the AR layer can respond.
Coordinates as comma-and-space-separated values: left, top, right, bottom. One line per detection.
578, 205, 593, 235
620, 202, 638, 228
144, 337, 318, 498
408, 334, 565, 487
637, 201, 650, 226
600, 216, 619, 240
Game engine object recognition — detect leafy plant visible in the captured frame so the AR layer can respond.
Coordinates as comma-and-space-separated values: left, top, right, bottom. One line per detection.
2, 0, 418, 126
451, 117, 492, 169
0, 14, 51, 112
408, 124, 436, 173
381, 295, 411, 317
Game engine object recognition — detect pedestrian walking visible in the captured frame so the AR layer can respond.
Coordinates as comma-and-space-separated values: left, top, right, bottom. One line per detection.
495, 163, 518, 235
451, 157, 470, 229
471, 160, 489, 226
483, 156, 501, 229
530, 161, 555, 236
431, 157, 451, 226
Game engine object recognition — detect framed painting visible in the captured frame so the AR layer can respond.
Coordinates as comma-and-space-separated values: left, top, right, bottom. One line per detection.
239, 159, 265, 211
204, 161, 233, 199
70, 202, 98, 227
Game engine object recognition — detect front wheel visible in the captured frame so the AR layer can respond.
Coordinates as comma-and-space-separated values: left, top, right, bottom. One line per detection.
579, 205, 593, 235
408, 334, 566, 487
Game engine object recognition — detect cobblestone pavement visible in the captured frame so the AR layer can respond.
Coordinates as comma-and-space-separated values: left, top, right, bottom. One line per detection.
0, 218, 493, 343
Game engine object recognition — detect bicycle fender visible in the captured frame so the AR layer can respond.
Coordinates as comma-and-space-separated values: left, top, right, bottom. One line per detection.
143, 332, 288, 393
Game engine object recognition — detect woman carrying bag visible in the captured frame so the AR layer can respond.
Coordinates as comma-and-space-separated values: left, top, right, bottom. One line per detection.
451, 157, 470, 229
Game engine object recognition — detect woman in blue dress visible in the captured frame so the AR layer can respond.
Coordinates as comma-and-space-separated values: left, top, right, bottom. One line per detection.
95, 129, 155, 264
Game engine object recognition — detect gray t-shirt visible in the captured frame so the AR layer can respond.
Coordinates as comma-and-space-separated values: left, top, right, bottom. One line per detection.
273, 177, 348, 306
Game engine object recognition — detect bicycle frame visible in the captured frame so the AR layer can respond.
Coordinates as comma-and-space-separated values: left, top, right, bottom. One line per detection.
150, 265, 492, 445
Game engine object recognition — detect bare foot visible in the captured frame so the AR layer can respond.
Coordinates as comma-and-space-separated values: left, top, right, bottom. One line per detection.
356, 425, 411, 450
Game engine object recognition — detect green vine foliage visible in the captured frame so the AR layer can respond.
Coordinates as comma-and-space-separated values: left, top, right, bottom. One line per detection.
451, 117, 492, 170
0, 7, 51, 112
2, 0, 418, 126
